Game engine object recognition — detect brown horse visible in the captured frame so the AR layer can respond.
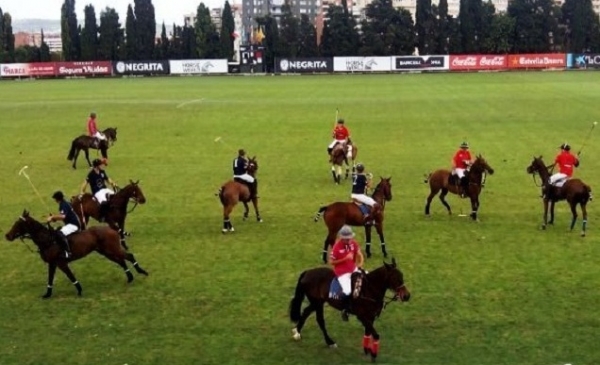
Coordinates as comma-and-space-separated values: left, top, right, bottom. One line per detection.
424, 154, 495, 221
4, 210, 148, 299
314, 177, 392, 263
216, 156, 262, 233
329, 141, 358, 184
67, 129, 115, 169
71, 180, 146, 250
289, 258, 411, 362
526, 156, 592, 236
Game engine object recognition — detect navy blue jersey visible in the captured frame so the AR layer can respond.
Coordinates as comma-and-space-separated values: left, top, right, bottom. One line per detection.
87, 169, 108, 194
233, 157, 247, 176
352, 174, 368, 194
59, 201, 80, 228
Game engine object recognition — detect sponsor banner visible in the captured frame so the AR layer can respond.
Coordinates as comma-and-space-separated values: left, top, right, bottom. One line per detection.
394, 55, 449, 71
29, 63, 58, 76
275, 57, 334, 73
449, 55, 507, 71
508, 54, 566, 69
56, 61, 112, 76
1, 63, 31, 77
567, 54, 600, 69
112, 60, 170, 75
170, 59, 228, 74
333, 57, 392, 72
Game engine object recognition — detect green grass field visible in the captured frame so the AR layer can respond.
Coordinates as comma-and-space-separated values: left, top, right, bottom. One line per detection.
1, 72, 599, 365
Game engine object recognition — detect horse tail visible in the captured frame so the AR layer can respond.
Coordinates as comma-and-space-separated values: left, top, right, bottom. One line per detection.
289, 271, 307, 323
67, 139, 77, 160
423, 172, 432, 183
313, 206, 328, 222
216, 186, 226, 204
584, 184, 593, 203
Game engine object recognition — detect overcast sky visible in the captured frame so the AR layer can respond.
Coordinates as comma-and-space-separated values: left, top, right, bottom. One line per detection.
2, 0, 230, 24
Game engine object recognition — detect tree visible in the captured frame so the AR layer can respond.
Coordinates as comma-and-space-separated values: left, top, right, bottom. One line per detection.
194, 3, 221, 58
61, 0, 80, 60
256, 15, 280, 72
298, 14, 318, 57
478, 2, 496, 53
134, 0, 156, 59
320, 0, 360, 56
562, 0, 600, 52
125, 4, 137, 59
158, 22, 169, 59
220, 1, 235, 60
80, 4, 98, 61
98, 7, 123, 61
40, 30, 51, 61
14, 45, 40, 63
168, 24, 184, 59
435, 0, 450, 54
182, 26, 197, 59
508, 0, 560, 53
358, 0, 416, 56
416, 0, 436, 54
279, 1, 300, 57
0, 8, 5, 62
482, 13, 515, 54
2, 11, 14, 62
458, 0, 484, 53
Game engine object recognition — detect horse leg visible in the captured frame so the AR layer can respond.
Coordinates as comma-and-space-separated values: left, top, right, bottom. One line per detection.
330, 165, 337, 184
549, 201, 556, 225
110, 222, 129, 251
362, 328, 373, 356
469, 196, 479, 221
243, 201, 250, 220
56, 262, 83, 296
360, 318, 381, 362
374, 221, 387, 258
322, 231, 336, 264
125, 252, 149, 276
542, 199, 549, 230
100, 252, 134, 283
251, 197, 263, 222
581, 203, 588, 237
439, 188, 452, 215
84, 148, 92, 167
292, 302, 316, 341
41, 263, 57, 299
223, 204, 235, 233
364, 225, 372, 258
72, 149, 79, 169
315, 302, 337, 347
569, 202, 578, 232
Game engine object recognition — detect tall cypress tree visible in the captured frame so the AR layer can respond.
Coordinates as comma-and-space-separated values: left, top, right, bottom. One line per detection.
40, 29, 51, 61
436, 0, 450, 53
60, 0, 80, 60
2, 11, 14, 62
0, 8, 5, 62
195, 3, 221, 58
220, 1, 235, 60
125, 4, 137, 60
80, 4, 98, 61
134, 0, 156, 60
98, 7, 123, 61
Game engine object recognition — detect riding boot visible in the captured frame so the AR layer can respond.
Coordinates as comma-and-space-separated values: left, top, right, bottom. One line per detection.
341, 295, 352, 322
56, 231, 71, 259
251, 180, 258, 199
460, 177, 469, 198
99, 202, 109, 222
327, 147, 333, 155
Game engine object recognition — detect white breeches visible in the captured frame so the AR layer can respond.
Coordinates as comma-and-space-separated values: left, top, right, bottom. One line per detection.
60, 224, 79, 236
351, 194, 376, 206
453, 168, 466, 178
549, 173, 568, 187
94, 188, 114, 204
346, 145, 353, 159
93, 131, 107, 140
338, 268, 360, 295
234, 174, 255, 183
328, 139, 346, 149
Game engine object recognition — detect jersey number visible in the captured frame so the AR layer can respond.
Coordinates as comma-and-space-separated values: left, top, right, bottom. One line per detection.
352, 175, 358, 185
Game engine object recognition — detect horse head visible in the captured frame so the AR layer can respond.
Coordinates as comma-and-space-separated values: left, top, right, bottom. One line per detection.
120, 180, 146, 204
472, 154, 495, 176
247, 156, 259, 176
374, 177, 393, 202
526, 155, 546, 175
382, 257, 411, 302
105, 127, 117, 143
331, 144, 346, 165
5, 210, 47, 243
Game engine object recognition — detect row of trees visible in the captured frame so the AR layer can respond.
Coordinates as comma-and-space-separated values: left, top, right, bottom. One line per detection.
2, 0, 600, 64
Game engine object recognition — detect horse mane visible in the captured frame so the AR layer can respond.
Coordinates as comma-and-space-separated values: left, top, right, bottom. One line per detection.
111, 183, 135, 205
22, 216, 55, 247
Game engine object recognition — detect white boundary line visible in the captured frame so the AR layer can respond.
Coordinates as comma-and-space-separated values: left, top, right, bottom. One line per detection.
176, 99, 204, 108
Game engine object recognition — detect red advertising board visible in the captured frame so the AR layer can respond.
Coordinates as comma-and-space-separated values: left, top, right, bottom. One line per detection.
508, 54, 566, 69
449, 55, 507, 71
29, 62, 57, 76
56, 61, 112, 76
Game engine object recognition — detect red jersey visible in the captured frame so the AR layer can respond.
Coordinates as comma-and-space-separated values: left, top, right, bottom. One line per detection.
453, 150, 472, 169
87, 118, 98, 136
555, 151, 578, 177
330, 239, 360, 276
333, 125, 350, 140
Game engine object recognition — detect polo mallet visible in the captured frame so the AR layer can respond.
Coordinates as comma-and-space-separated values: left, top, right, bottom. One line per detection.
577, 121, 597, 156
214, 136, 233, 149
18, 166, 51, 214
334, 108, 339, 128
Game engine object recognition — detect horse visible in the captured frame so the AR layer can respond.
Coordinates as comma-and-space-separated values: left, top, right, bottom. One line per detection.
526, 156, 592, 236
4, 210, 148, 299
289, 258, 411, 363
314, 177, 392, 263
328, 141, 358, 184
71, 180, 146, 250
216, 156, 262, 233
103, 127, 118, 146
424, 154, 495, 221
67, 133, 111, 169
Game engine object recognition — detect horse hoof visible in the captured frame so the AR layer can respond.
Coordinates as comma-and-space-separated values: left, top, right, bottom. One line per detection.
581, 232, 586, 237
258, 218, 263, 223
229, 227, 235, 232
541, 225, 546, 230
292, 328, 301, 341
329, 343, 338, 349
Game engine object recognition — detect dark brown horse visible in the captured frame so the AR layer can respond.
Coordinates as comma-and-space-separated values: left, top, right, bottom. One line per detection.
329, 141, 359, 184
526, 156, 592, 236
4, 210, 148, 298
314, 177, 392, 263
67, 130, 114, 169
424, 154, 495, 221
216, 156, 262, 233
289, 258, 410, 362
103, 127, 118, 146
71, 180, 146, 250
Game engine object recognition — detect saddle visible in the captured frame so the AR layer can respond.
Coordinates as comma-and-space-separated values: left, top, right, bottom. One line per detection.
352, 200, 371, 216
328, 271, 364, 300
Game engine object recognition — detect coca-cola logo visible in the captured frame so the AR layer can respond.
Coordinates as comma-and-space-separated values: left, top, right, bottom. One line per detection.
479, 56, 505, 66
452, 57, 477, 67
